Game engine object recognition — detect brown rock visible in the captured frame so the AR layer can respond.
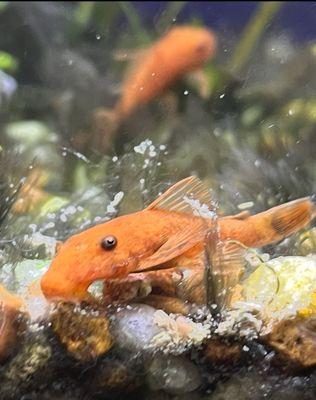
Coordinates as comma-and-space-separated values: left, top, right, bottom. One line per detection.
203, 337, 243, 366
88, 358, 142, 393
264, 316, 316, 370
50, 302, 113, 362
0, 285, 28, 362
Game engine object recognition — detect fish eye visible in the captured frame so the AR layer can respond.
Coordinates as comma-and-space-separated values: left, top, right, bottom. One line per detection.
101, 235, 117, 250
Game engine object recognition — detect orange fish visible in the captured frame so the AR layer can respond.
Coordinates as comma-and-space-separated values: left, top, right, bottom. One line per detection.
94, 26, 217, 148
40, 176, 316, 311
0, 285, 27, 361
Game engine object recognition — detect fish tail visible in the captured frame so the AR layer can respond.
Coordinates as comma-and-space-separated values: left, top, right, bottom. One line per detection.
251, 197, 315, 246
92, 107, 120, 152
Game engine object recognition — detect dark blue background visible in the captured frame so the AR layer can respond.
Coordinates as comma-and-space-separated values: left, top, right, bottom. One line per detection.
132, 2, 316, 43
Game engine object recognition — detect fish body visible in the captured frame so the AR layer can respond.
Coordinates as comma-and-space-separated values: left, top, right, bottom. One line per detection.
40, 177, 316, 308
0, 285, 26, 361
115, 26, 217, 119
93, 26, 217, 149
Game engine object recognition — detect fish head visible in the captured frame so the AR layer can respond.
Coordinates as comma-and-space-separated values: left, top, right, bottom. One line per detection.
40, 212, 161, 302
165, 26, 217, 70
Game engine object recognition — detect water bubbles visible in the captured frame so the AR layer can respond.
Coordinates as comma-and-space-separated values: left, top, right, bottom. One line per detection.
213, 128, 221, 137
134, 139, 153, 155
149, 145, 157, 158
183, 195, 216, 219
60, 214, 67, 223
237, 201, 254, 210
96, 34, 101, 40
106, 191, 124, 214
254, 159, 261, 168
142, 158, 150, 169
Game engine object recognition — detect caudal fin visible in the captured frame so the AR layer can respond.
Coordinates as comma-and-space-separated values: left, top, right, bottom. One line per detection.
252, 197, 316, 246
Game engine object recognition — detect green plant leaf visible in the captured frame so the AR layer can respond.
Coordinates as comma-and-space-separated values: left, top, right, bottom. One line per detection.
0, 51, 18, 73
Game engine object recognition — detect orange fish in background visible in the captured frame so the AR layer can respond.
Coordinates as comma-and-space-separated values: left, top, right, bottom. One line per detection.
93, 26, 217, 149
40, 176, 316, 312
12, 168, 50, 215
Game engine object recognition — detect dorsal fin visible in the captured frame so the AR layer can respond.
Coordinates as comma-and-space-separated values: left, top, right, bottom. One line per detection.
147, 176, 214, 217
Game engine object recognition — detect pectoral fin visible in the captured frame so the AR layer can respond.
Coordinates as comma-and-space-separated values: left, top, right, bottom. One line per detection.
205, 231, 247, 312
136, 219, 208, 272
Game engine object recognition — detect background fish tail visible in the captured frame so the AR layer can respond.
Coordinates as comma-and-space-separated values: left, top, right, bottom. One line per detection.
92, 106, 120, 152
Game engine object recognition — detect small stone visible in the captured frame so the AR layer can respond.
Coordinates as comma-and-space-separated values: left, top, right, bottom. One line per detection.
87, 358, 142, 394
5, 120, 51, 144
147, 355, 201, 394
3, 332, 52, 381
113, 304, 162, 351
50, 302, 113, 362
203, 338, 242, 367
264, 316, 316, 370
296, 228, 316, 256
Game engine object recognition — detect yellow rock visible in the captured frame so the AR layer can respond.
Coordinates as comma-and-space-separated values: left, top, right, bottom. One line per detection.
242, 256, 316, 321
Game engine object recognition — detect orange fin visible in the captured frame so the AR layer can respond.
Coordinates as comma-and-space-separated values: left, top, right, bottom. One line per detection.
205, 231, 246, 312
185, 69, 210, 99
269, 197, 315, 237
254, 197, 316, 244
136, 219, 209, 272
147, 176, 214, 217
173, 250, 208, 304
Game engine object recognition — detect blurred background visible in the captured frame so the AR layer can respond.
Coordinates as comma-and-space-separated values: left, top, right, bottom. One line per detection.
0, 1, 315, 243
